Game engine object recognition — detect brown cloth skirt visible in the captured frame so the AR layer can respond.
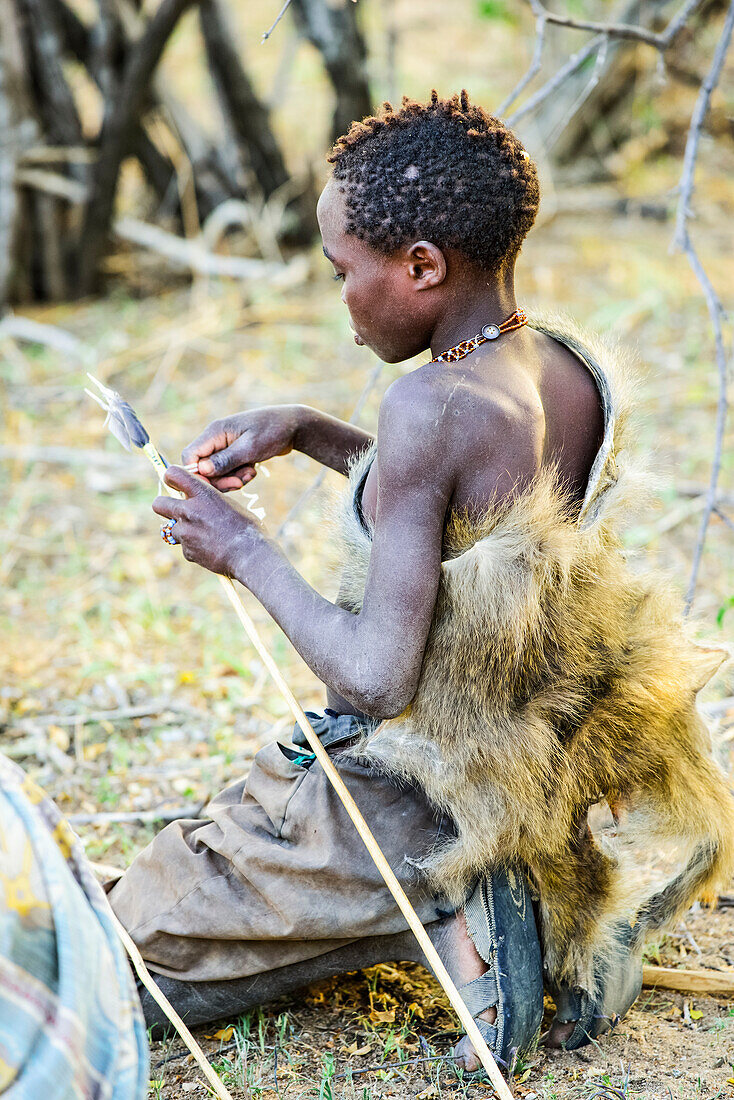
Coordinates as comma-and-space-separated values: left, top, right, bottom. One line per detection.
107, 713, 452, 982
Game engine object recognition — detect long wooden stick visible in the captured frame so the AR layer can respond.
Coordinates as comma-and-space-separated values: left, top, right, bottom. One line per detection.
98, 415, 512, 1097
159, 464, 511, 1094
108, 908, 236, 1100
216, 577, 513, 1098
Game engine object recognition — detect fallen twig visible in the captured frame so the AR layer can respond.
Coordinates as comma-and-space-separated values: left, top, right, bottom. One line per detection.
68, 803, 207, 825
524, 0, 704, 49
9, 699, 208, 731
642, 963, 734, 995
0, 309, 87, 356
109, 906, 236, 1099
14, 169, 307, 285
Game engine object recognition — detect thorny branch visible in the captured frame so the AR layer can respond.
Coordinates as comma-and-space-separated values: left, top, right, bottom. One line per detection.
525, 0, 703, 49
502, 0, 704, 121
499, 0, 733, 614
673, 0, 734, 611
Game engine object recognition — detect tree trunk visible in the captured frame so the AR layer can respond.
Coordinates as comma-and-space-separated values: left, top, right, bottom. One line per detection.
199, 0, 316, 240
291, 0, 372, 141
76, 0, 199, 295
0, 0, 38, 309
199, 0, 289, 198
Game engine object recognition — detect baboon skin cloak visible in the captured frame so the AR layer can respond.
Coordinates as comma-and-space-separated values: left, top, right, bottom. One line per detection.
335, 313, 734, 995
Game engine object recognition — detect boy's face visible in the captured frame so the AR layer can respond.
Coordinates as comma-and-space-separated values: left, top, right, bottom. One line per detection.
317, 180, 439, 364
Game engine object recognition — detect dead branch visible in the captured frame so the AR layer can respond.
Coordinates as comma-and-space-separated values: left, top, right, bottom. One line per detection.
524, 0, 704, 49
496, 0, 547, 117
15, 166, 307, 283
503, 0, 705, 128
0, 0, 39, 311
498, 0, 733, 613
507, 33, 604, 125
68, 805, 207, 825
643, 963, 734, 994
672, 0, 734, 611
199, 0, 289, 201
290, 0, 371, 141
21, 0, 84, 148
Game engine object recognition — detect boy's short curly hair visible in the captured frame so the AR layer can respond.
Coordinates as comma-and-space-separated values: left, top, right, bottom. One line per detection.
327, 90, 539, 273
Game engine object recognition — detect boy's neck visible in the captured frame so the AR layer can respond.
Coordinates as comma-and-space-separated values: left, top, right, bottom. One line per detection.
429, 269, 518, 360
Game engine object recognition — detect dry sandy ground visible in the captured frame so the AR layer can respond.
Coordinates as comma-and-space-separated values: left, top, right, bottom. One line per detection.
143, 901, 734, 1100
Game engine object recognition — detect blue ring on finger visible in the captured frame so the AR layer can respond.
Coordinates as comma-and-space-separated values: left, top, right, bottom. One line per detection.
160, 519, 178, 546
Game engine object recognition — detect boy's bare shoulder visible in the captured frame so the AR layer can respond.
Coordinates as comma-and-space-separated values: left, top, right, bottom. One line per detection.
379, 358, 542, 452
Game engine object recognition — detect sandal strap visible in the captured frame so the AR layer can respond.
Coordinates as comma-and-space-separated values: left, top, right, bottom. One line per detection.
458, 972, 500, 1016
472, 1016, 498, 1048
463, 878, 495, 967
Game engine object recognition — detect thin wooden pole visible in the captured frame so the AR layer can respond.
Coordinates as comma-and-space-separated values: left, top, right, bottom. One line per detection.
216, 575, 513, 1099
146, 442, 511, 1099
109, 908, 236, 1100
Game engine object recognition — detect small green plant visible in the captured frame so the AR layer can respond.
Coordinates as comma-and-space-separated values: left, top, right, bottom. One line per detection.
318, 1052, 336, 1100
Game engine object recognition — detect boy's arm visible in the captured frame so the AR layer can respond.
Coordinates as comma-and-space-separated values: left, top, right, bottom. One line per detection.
157, 380, 455, 717
182, 405, 373, 491
293, 406, 374, 475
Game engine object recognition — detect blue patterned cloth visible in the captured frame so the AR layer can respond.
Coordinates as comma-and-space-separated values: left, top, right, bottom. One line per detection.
0, 754, 148, 1098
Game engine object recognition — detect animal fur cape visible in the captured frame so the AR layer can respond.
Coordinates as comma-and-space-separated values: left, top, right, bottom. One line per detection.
334, 313, 734, 994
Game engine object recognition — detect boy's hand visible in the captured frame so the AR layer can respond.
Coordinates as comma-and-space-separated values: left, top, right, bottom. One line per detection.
181, 406, 301, 492
153, 467, 262, 577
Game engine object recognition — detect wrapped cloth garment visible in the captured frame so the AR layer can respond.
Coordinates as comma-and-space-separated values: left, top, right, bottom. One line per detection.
0, 754, 148, 1100
107, 711, 456, 983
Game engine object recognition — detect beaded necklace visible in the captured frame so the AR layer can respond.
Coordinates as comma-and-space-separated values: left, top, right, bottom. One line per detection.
430, 308, 528, 364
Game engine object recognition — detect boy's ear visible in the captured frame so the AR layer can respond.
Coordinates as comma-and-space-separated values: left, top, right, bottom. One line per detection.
406, 241, 447, 289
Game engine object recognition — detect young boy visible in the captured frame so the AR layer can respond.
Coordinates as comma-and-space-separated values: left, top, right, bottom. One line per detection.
109, 91, 730, 1070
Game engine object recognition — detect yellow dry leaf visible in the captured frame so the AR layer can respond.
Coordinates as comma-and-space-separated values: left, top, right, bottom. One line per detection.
84, 742, 107, 761
407, 1001, 425, 1019
212, 1026, 234, 1041
690, 1009, 703, 1020
47, 725, 70, 751
369, 1007, 395, 1025
16, 697, 42, 716
342, 1041, 372, 1056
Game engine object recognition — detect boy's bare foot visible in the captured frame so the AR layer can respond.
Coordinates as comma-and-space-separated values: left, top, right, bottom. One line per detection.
427, 912, 498, 1072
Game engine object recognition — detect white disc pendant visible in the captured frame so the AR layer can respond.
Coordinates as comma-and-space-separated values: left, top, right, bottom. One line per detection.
482, 324, 500, 340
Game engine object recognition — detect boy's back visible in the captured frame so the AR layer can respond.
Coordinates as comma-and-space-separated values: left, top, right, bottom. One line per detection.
358, 327, 605, 530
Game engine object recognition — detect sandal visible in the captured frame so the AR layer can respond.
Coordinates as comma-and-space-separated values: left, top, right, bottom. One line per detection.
455, 867, 544, 1069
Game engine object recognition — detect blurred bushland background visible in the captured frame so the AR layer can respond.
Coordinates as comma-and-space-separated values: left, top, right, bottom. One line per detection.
1, 0, 734, 1095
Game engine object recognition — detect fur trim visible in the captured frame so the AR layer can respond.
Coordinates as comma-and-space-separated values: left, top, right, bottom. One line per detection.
334, 313, 734, 993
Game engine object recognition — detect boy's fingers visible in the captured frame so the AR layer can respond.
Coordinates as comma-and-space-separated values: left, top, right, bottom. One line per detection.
207, 466, 257, 492
210, 475, 246, 492
152, 496, 185, 520
197, 440, 257, 478
181, 424, 229, 467
163, 465, 205, 495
